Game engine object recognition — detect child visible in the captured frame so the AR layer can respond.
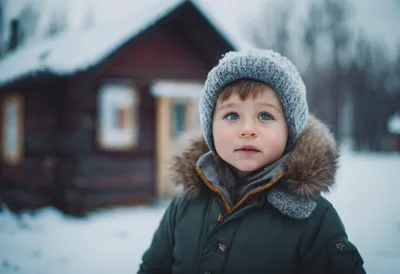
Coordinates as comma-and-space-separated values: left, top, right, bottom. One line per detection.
138, 49, 365, 274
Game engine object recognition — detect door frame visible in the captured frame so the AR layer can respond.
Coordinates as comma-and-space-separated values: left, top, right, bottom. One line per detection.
152, 80, 202, 198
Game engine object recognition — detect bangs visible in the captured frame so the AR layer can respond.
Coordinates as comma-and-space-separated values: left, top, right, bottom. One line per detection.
218, 79, 270, 103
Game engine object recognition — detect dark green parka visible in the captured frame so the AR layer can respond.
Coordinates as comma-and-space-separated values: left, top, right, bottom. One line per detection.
138, 116, 366, 274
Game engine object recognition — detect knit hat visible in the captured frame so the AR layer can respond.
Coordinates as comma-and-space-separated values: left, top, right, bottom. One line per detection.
199, 49, 309, 152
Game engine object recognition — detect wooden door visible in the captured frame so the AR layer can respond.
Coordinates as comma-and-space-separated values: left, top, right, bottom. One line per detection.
153, 81, 202, 198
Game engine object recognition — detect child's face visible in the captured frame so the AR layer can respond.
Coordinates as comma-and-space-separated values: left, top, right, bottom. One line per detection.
212, 86, 288, 172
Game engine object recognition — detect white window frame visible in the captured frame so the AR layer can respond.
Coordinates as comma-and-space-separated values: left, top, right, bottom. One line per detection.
97, 82, 139, 151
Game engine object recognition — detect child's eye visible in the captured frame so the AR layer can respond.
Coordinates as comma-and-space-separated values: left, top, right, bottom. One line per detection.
258, 112, 274, 120
224, 112, 239, 120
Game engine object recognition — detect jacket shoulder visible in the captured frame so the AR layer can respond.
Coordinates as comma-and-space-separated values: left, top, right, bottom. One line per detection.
297, 196, 366, 273
302, 195, 339, 223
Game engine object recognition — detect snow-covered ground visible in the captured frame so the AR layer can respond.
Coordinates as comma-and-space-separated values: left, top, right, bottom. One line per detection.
1, 148, 399, 274
326, 148, 400, 274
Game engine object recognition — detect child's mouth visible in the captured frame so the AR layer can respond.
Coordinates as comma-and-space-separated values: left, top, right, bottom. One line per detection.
236, 145, 260, 153
236, 148, 260, 154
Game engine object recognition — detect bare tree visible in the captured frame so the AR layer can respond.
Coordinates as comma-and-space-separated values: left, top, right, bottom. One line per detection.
321, 0, 352, 140
324, 0, 352, 68
0, 0, 5, 57
275, 9, 290, 57
302, 0, 328, 118
248, 0, 293, 55
393, 45, 400, 95
300, 0, 353, 140
303, 1, 326, 69
347, 34, 400, 151
347, 35, 379, 150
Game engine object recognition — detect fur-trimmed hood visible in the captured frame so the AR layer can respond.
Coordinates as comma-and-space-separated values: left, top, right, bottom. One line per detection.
169, 114, 339, 218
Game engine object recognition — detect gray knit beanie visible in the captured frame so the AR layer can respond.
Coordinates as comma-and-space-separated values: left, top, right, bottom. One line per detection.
199, 49, 309, 152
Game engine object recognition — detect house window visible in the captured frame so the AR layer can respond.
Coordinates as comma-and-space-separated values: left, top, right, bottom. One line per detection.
97, 83, 139, 151
173, 102, 185, 136
2, 94, 24, 165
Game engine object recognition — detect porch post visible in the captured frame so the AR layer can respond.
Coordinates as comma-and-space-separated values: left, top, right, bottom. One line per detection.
155, 97, 172, 198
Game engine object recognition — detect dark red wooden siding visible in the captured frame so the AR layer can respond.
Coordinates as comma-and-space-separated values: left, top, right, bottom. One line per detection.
103, 24, 210, 79
0, 80, 65, 187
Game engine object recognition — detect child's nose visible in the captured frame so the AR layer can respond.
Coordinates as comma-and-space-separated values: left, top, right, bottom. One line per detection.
240, 121, 258, 137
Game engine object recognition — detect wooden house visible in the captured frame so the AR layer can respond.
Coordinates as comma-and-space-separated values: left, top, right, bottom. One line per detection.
0, 0, 241, 215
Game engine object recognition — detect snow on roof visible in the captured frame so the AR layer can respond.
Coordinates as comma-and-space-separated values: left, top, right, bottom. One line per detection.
192, 1, 255, 51
0, 0, 256, 88
388, 113, 400, 135
0, 0, 202, 88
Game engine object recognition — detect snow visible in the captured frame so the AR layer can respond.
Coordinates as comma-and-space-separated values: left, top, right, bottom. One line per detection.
1, 148, 399, 274
325, 148, 400, 274
191, 1, 255, 51
0, 0, 184, 87
387, 113, 400, 135
0, 202, 169, 274
151, 80, 203, 100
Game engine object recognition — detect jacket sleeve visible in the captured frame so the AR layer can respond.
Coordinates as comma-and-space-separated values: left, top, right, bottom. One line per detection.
137, 196, 179, 274
298, 201, 366, 274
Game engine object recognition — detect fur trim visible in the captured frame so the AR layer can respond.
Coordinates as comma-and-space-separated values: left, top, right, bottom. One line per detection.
284, 115, 338, 197
169, 130, 208, 199
169, 114, 339, 199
